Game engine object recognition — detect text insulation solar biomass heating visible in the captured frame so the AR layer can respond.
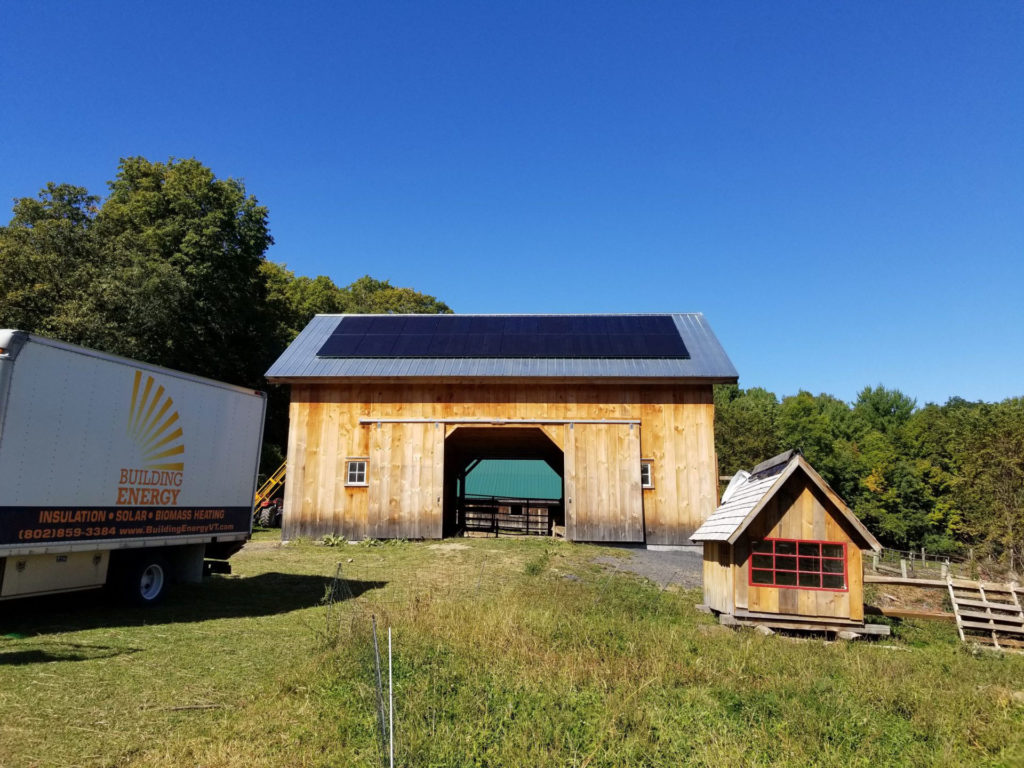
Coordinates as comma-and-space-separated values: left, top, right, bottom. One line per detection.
315, 315, 690, 359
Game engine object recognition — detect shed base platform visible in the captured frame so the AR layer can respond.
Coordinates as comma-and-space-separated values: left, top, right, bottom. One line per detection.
718, 612, 890, 637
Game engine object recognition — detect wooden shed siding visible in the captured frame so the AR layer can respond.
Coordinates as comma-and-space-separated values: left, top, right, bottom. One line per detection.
702, 541, 734, 614
281, 381, 715, 543
731, 475, 863, 621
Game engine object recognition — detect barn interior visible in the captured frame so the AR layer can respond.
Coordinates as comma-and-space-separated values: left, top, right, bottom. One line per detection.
442, 426, 564, 537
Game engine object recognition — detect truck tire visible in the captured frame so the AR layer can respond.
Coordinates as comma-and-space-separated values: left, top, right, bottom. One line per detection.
115, 554, 170, 605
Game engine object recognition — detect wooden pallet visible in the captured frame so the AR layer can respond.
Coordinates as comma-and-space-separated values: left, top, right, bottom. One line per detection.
947, 577, 1024, 653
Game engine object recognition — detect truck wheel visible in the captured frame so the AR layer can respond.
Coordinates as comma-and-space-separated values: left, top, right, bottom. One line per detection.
118, 555, 169, 605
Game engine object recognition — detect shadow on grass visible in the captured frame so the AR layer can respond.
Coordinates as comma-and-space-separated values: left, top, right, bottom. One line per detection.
0, 572, 387, 639
0, 641, 142, 666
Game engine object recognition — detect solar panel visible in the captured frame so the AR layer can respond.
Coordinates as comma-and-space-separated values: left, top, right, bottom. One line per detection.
315, 315, 690, 359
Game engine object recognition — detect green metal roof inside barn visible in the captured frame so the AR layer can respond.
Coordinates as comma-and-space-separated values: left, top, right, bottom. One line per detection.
463, 460, 562, 500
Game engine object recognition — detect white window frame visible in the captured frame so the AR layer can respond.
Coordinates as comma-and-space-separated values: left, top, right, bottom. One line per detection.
641, 460, 654, 489
346, 459, 368, 487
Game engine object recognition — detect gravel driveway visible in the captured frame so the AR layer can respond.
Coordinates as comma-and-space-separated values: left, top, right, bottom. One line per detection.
593, 547, 703, 589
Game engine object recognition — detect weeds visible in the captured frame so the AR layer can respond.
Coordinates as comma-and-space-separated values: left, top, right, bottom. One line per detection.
524, 547, 552, 575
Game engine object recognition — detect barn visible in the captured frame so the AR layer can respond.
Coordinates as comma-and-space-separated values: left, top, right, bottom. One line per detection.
265, 313, 738, 545
691, 450, 888, 635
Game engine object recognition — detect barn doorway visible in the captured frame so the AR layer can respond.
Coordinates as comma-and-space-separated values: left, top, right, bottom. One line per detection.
443, 427, 565, 537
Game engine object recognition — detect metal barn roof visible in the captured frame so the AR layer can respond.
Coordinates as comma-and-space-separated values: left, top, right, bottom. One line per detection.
265, 313, 738, 381
690, 451, 881, 551
464, 459, 563, 500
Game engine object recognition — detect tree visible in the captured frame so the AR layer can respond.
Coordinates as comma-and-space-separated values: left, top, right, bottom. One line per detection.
776, 391, 861, 501
342, 275, 451, 315
852, 385, 916, 438
261, 261, 348, 342
947, 399, 1024, 567
714, 385, 782, 475
0, 158, 277, 387
261, 266, 452, 345
91, 156, 276, 386
0, 183, 103, 339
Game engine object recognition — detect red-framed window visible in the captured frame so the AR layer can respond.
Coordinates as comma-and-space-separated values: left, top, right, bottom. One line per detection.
748, 538, 848, 591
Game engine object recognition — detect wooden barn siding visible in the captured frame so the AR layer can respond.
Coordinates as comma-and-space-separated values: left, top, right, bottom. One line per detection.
565, 423, 643, 542
281, 381, 715, 543
369, 422, 444, 539
732, 475, 864, 621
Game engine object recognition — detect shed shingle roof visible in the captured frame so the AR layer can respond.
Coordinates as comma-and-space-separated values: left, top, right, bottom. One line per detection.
266, 313, 738, 381
690, 452, 881, 551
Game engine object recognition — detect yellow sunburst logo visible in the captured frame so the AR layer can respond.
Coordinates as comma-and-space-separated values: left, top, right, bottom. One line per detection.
127, 371, 185, 471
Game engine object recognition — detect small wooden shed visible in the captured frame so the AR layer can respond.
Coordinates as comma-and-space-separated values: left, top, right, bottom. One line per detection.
691, 450, 887, 635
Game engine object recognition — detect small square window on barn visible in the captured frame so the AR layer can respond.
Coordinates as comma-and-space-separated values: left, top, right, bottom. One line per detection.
748, 538, 847, 592
346, 460, 368, 486
640, 461, 654, 489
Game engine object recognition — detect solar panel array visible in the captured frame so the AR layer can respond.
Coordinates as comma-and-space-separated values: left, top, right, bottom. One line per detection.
315, 315, 690, 359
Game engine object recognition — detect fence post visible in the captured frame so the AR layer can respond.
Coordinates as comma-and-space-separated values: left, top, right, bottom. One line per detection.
872, 554, 878, 572
900, 558, 908, 579
941, 560, 949, 579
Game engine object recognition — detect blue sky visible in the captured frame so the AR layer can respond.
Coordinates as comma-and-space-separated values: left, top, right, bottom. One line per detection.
1, 2, 1021, 405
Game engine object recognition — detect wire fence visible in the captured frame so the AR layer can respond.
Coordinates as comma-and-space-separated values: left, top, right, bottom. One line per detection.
868, 546, 1017, 582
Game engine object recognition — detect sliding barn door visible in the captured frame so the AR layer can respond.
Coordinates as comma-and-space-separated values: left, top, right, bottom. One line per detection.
564, 423, 644, 542
368, 422, 444, 539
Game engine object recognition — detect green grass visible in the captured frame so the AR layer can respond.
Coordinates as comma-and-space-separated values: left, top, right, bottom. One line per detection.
1, 537, 1023, 767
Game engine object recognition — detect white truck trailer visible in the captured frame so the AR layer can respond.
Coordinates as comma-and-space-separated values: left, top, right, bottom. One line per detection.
0, 330, 266, 604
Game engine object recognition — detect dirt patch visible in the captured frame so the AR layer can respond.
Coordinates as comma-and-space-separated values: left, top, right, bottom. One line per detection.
242, 541, 283, 552
593, 547, 703, 589
866, 583, 951, 613
428, 543, 471, 551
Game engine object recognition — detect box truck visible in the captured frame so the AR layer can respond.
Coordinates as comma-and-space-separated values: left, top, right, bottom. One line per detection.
0, 330, 266, 604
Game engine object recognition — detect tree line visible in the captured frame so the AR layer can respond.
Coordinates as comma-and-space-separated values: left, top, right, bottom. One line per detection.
0, 156, 450, 467
715, 385, 1024, 567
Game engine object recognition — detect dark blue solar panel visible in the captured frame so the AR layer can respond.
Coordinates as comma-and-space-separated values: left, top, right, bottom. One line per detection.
354, 334, 396, 355
317, 334, 362, 356
315, 315, 689, 359
339, 316, 373, 333
390, 334, 432, 356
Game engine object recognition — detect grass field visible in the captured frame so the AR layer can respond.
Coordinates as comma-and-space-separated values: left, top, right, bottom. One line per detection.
1, 534, 1023, 767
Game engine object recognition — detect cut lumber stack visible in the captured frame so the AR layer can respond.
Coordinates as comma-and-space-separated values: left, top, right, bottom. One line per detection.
947, 577, 1024, 653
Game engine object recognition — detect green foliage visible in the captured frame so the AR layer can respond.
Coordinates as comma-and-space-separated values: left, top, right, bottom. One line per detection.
261, 266, 452, 345
715, 385, 1024, 563
714, 385, 782, 475
0, 157, 277, 386
524, 548, 552, 575
0, 183, 104, 341
343, 274, 452, 315
944, 399, 1024, 566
